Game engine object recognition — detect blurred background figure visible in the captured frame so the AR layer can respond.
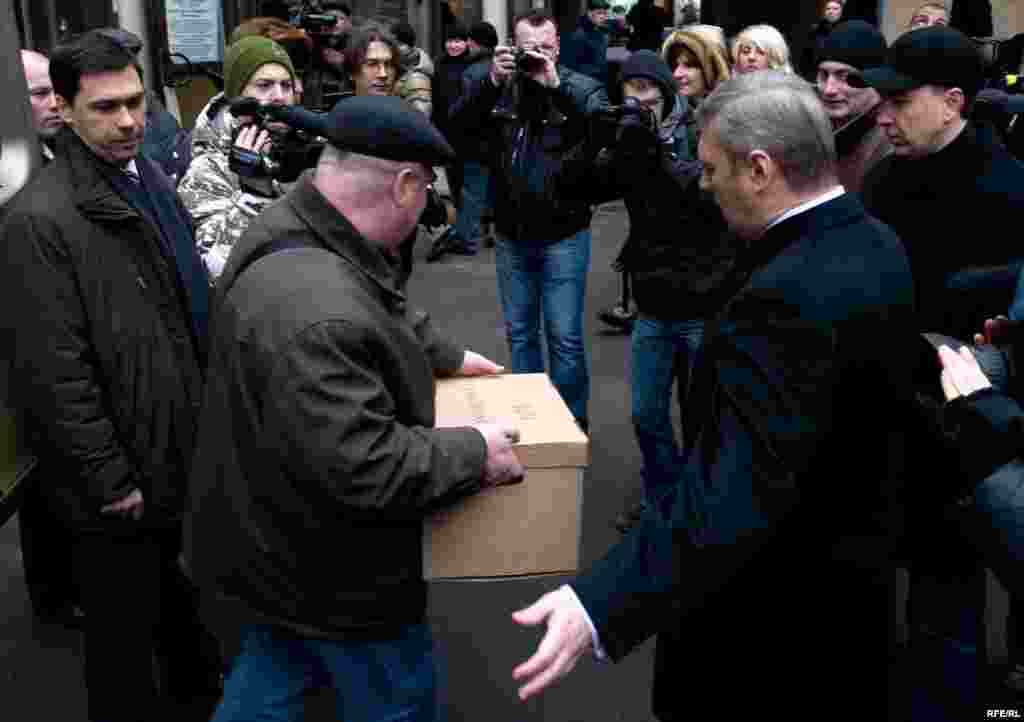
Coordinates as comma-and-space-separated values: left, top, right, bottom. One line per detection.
732, 24, 794, 74
561, 0, 611, 84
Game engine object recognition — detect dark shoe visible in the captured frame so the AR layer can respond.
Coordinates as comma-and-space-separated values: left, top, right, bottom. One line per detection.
598, 304, 636, 332
427, 229, 469, 263
614, 501, 647, 534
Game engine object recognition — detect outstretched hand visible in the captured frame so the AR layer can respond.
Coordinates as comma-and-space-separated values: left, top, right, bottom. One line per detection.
511, 585, 593, 701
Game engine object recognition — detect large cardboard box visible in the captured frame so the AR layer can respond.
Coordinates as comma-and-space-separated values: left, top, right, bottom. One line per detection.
424, 373, 589, 580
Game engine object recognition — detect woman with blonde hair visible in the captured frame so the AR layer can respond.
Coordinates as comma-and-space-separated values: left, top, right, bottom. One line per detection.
731, 24, 793, 74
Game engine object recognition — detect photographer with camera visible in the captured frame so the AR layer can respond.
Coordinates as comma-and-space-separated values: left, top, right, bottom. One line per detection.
581, 47, 735, 534
179, 37, 298, 279
299, 1, 355, 112
448, 9, 608, 429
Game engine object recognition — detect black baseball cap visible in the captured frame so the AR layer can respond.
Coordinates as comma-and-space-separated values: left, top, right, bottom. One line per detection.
859, 25, 983, 97
321, 95, 456, 166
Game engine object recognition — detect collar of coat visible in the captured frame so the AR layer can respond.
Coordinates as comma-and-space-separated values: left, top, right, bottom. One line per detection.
286, 171, 407, 309
54, 126, 143, 223
743, 190, 861, 273
833, 102, 882, 158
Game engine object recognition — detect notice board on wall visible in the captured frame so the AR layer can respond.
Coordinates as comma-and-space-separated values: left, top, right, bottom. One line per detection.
166, 0, 224, 64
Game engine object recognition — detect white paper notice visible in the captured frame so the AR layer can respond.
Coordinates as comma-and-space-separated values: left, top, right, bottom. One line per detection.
166, 0, 223, 64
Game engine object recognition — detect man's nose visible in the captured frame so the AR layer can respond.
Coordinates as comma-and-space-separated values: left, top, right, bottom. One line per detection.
823, 76, 841, 96
875, 103, 893, 125
268, 84, 286, 102
116, 106, 137, 129
46, 91, 58, 110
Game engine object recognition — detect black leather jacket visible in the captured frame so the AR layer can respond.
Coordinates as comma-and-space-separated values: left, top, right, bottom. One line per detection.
449, 66, 608, 242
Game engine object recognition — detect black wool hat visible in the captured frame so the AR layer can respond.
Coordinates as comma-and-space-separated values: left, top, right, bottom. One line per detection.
817, 20, 887, 71
620, 49, 676, 119
321, 95, 456, 166
469, 21, 499, 49
446, 22, 469, 41
860, 25, 983, 98
587, 0, 611, 10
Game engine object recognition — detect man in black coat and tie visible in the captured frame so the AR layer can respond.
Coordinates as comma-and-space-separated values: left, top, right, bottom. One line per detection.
510, 70, 916, 719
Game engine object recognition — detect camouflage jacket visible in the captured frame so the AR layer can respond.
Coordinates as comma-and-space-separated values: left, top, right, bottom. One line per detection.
178, 93, 286, 279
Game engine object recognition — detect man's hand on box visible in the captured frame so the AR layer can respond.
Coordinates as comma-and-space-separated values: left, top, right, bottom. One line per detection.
511, 585, 593, 700
459, 350, 505, 376
473, 423, 525, 487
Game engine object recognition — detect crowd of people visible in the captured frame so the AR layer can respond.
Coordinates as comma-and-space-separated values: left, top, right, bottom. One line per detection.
7, 0, 1024, 720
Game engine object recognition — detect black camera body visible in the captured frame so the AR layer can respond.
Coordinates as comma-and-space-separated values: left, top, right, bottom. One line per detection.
598, 95, 658, 133
292, 1, 338, 35
228, 100, 327, 184
513, 47, 546, 74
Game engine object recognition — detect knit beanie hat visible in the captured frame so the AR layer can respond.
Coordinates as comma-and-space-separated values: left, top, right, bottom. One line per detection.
817, 20, 887, 71
224, 36, 297, 99
661, 29, 731, 95
469, 21, 499, 50
620, 49, 676, 118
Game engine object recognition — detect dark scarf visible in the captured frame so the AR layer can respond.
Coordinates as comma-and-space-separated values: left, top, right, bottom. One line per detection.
105, 156, 210, 360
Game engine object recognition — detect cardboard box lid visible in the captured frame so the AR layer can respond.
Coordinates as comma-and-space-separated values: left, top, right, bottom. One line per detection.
434, 373, 589, 468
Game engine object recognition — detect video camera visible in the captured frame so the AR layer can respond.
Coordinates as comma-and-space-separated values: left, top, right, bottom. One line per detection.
228, 98, 328, 183
292, 1, 339, 36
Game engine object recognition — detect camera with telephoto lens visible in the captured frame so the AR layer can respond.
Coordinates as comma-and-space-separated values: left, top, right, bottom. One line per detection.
591, 95, 659, 154
228, 99, 327, 184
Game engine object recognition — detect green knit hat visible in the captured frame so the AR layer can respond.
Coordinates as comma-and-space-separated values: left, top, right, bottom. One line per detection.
223, 36, 296, 99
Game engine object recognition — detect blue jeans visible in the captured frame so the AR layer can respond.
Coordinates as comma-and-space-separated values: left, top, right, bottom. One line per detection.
495, 230, 591, 425
212, 623, 440, 722
631, 316, 703, 500
453, 160, 490, 252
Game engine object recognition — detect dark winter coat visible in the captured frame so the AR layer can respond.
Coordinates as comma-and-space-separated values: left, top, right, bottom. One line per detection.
0, 128, 209, 532
449, 67, 608, 243
573, 96, 735, 320
862, 122, 1024, 341
432, 50, 474, 143
572, 192, 916, 717
626, 0, 669, 52
560, 15, 610, 83
184, 172, 489, 639
454, 50, 495, 161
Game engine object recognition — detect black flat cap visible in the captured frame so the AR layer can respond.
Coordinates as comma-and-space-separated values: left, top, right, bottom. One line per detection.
859, 25, 983, 97
321, 95, 456, 166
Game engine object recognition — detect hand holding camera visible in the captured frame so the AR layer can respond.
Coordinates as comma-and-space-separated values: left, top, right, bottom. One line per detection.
490, 43, 559, 88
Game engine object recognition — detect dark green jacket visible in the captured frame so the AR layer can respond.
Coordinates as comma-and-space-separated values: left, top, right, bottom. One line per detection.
184, 172, 488, 639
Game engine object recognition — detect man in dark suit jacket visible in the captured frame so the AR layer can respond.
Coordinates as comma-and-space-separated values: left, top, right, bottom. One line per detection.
511, 70, 916, 718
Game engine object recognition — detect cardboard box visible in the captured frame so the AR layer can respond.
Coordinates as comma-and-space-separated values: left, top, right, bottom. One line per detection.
424, 373, 589, 580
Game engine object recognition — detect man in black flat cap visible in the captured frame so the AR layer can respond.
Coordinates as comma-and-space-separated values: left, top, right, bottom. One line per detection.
859, 24, 1024, 721
184, 95, 525, 722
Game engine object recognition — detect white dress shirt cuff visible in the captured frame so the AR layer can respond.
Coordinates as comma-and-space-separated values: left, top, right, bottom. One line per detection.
564, 584, 609, 662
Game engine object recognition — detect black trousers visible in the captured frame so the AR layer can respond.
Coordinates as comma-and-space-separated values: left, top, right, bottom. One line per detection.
72, 524, 222, 722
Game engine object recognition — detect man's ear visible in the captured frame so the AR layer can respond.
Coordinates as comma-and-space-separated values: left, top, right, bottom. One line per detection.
945, 87, 966, 121
746, 149, 774, 192
393, 167, 419, 208
56, 94, 73, 125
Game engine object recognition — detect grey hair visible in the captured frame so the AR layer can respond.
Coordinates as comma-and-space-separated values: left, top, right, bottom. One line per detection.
317, 145, 408, 175
696, 70, 837, 193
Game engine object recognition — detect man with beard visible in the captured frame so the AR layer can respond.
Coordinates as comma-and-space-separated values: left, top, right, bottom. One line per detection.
814, 19, 891, 192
